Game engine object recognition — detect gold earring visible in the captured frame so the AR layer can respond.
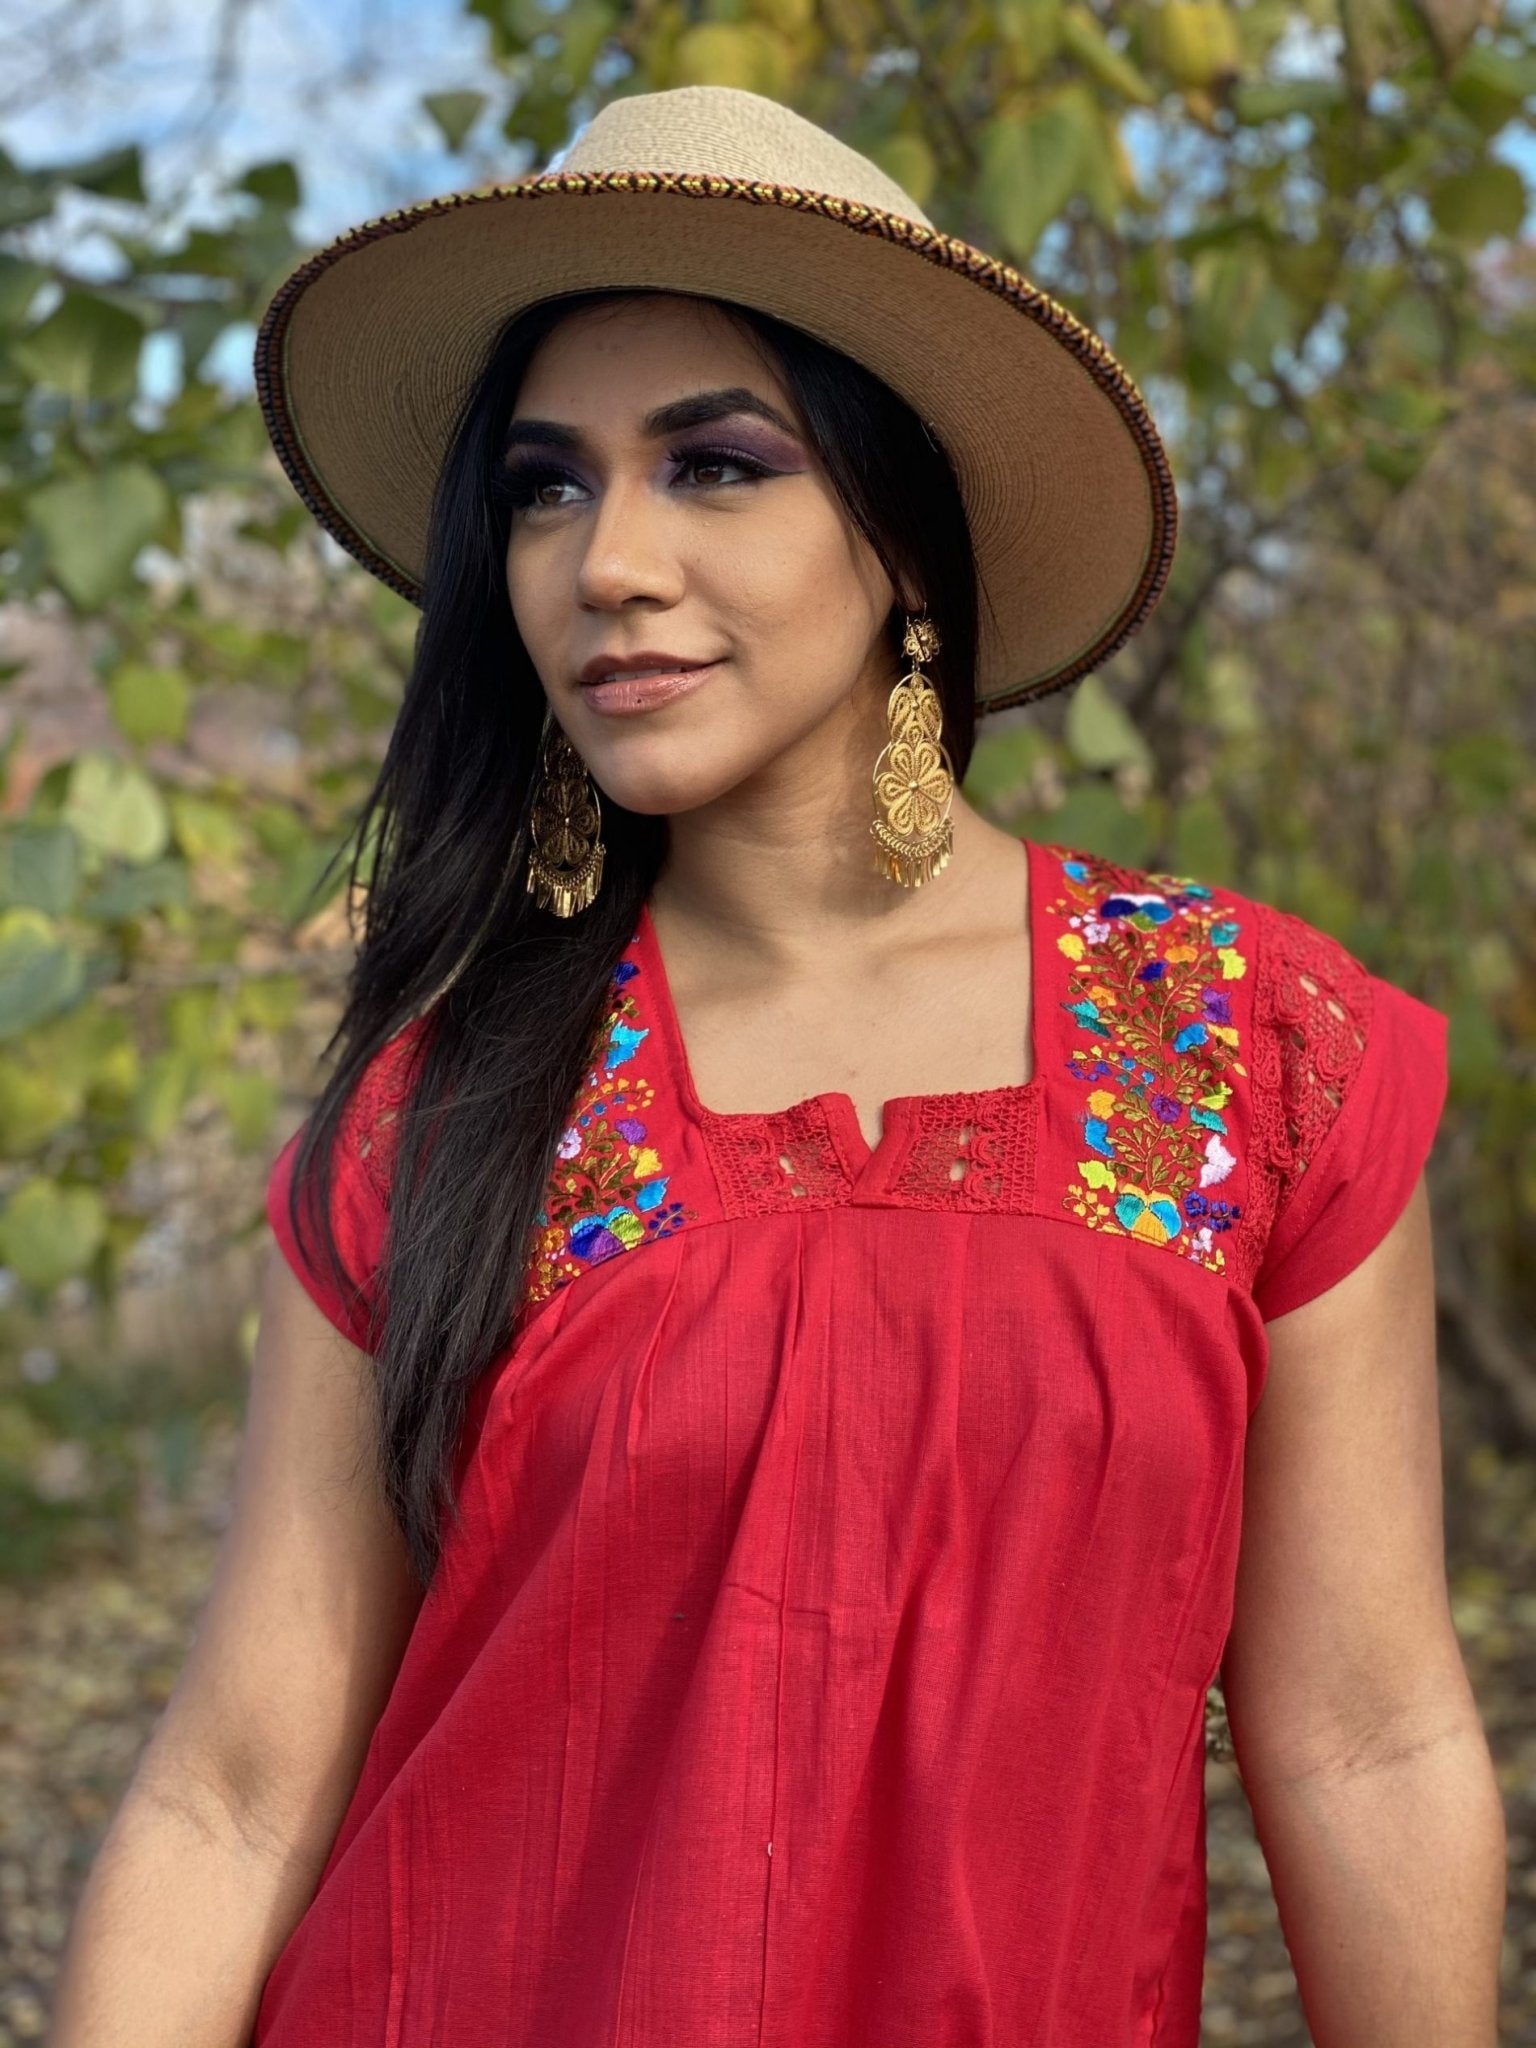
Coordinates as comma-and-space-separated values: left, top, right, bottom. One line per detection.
525, 714, 605, 917
869, 612, 955, 888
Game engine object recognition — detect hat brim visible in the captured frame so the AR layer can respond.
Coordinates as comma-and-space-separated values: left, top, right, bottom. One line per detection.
254, 171, 1178, 715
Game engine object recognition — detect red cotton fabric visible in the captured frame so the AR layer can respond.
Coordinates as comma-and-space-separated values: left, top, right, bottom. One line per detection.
255, 835, 1450, 2047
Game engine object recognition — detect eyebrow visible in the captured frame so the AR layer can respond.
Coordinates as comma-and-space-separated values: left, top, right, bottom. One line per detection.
503, 385, 803, 455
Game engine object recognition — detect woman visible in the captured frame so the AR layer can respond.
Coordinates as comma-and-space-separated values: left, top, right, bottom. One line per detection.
49, 85, 1503, 2047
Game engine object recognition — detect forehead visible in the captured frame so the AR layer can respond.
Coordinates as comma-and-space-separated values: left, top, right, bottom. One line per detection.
515, 294, 789, 416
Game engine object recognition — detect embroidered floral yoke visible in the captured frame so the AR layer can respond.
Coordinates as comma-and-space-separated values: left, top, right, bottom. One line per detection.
258, 837, 1449, 2048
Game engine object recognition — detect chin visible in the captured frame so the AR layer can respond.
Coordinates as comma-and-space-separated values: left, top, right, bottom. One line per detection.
586, 748, 766, 819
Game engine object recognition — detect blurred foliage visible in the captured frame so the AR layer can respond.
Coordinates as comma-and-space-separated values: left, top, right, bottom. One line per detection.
0, 0, 1532, 1429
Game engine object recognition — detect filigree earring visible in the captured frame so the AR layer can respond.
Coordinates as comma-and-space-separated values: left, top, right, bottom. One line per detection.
869, 612, 955, 888
525, 711, 605, 917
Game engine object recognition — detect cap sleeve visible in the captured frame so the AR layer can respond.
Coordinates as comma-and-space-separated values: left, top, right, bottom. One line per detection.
264, 1016, 429, 1351
1248, 902, 1450, 1322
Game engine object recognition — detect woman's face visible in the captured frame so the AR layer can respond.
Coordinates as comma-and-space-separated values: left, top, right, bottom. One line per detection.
503, 293, 903, 817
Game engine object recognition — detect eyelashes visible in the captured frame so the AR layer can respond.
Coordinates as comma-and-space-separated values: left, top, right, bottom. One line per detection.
497, 443, 779, 513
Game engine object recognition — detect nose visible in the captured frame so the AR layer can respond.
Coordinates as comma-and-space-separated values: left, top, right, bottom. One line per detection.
575, 470, 686, 614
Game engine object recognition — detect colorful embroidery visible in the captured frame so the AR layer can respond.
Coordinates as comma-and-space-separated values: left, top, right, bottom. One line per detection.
521, 943, 697, 1310
1044, 846, 1246, 1274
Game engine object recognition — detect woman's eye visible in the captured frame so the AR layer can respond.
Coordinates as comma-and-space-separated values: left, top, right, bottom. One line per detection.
500, 468, 580, 511
676, 448, 769, 487
501, 446, 772, 514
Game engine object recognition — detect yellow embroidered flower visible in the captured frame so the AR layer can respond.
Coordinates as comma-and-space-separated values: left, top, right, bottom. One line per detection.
1216, 946, 1247, 979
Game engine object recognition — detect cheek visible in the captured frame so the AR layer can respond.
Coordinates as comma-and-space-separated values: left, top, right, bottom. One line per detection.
711, 498, 885, 671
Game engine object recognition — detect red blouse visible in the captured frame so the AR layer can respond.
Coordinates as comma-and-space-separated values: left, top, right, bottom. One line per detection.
255, 835, 1449, 2047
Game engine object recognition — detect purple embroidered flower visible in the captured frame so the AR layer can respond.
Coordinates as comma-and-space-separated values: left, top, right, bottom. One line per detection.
614, 1117, 648, 1143
1184, 1190, 1210, 1218
1151, 1093, 1183, 1124
1200, 990, 1232, 1025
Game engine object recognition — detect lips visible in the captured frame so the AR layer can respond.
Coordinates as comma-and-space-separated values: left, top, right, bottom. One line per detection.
578, 652, 717, 687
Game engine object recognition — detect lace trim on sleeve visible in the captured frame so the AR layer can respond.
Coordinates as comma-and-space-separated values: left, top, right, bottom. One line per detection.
344, 1013, 433, 1209
1235, 902, 1375, 1283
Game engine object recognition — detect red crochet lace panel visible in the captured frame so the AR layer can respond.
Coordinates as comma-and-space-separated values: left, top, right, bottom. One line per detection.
1234, 902, 1375, 1287
883, 1090, 1038, 1211
346, 1013, 433, 1207
701, 1098, 855, 1217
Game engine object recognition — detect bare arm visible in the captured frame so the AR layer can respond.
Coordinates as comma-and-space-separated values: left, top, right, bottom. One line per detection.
1220, 1174, 1506, 2046
46, 1246, 425, 2048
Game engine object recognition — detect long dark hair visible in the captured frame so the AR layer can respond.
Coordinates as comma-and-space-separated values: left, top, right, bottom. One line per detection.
281, 287, 983, 1585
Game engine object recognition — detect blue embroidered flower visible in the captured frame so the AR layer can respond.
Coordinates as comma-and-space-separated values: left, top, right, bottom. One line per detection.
606, 1019, 648, 1069
1084, 1116, 1115, 1158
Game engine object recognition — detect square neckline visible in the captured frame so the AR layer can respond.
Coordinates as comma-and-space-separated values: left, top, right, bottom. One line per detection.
634, 834, 1045, 1172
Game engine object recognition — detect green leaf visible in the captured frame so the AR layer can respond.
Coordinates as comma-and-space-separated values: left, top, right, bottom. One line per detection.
212, 1068, 281, 1150
0, 826, 80, 915
1230, 76, 1346, 122
423, 90, 488, 150
1064, 673, 1153, 770
166, 986, 237, 1060
0, 153, 56, 232
134, 1047, 202, 1144
1018, 781, 1153, 866
1060, 6, 1157, 103
239, 160, 302, 211
11, 289, 146, 402
63, 753, 172, 865
0, 253, 48, 327
978, 93, 1093, 257
27, 465, 172, 608
1188, 243, 1296, 368
0, 911, 87, 1040
962, 724, 1050, 810
1427, 160, 1529, 241
0, 1179, 108, 1293
670, 21, 791, 95
995, 0, 1064, 81
0, 1065, 77, 1154
867, 132, 938, 211
234, 973, 303, 1031
1447, 40, 1536, 134
56, 143, 146, 202
167, 792, 248, 867
82, 857, 189, 922
108, 663, 190, 746
1170, 794, 1238, 880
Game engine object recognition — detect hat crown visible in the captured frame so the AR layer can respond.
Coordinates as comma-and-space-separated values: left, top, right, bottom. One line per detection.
558, 84, 935, 232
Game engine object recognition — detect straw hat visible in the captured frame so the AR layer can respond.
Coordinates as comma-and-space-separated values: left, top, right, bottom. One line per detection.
253, 84, 1177, 715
